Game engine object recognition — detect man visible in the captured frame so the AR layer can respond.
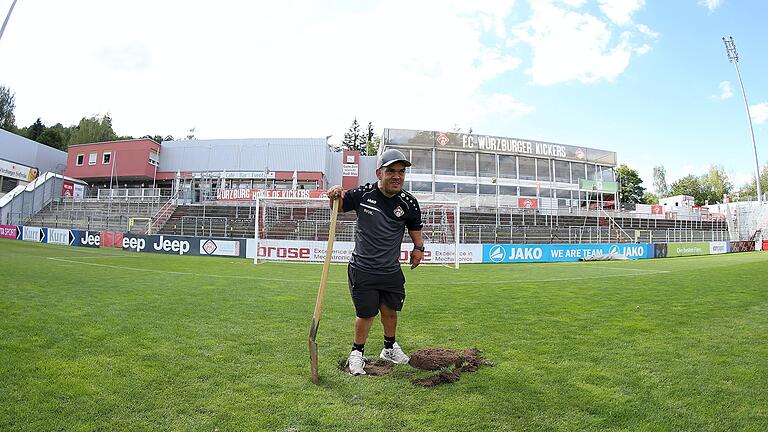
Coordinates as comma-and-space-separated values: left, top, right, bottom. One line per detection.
327, 148, 424, 376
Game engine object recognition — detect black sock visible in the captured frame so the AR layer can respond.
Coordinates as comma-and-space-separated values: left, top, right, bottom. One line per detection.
384, 335, 396, 349
352, 343, 365, 354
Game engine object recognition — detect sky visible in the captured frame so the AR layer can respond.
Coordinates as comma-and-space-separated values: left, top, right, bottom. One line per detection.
1, 0, 767, 190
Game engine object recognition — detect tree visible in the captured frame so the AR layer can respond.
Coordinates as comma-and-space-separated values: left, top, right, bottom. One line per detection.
68, 114, 118, 145
615, 164, 646, 204
739, 162, 768, 200
365, 122, 380, 156
670, 175, 704, 205
642, 192, 659, 204
652, 165, 669, 197
699, 165, 732, 204
37, 127, 66, 150
342, 118, 366, 154
25, 118, 45, 141
0, 85, 16, 131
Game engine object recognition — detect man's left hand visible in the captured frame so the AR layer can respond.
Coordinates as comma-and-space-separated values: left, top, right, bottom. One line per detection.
410, 249, 424, 269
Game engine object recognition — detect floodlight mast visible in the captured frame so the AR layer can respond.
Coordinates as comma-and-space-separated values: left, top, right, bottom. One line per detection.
0, 0, 19, 44
723, 36, 763, 204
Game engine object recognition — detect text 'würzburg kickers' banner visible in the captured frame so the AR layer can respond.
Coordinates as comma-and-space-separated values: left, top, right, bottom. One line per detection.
216, 188, 328, 201
250, 240, 482, 264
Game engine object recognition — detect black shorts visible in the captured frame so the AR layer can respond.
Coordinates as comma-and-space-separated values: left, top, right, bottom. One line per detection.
347, 266, 406, 319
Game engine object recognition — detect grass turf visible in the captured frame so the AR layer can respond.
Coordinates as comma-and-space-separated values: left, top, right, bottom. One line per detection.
1, 238, 767, 431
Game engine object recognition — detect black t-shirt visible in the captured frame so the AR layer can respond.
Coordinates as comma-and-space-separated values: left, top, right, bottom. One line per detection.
343, 182, 423, 274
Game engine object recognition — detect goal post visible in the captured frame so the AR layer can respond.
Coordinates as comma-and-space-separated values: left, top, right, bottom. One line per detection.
253, 196, 460, 268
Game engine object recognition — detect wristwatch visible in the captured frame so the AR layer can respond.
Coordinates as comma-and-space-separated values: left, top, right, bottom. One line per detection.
413, 245, 425, 252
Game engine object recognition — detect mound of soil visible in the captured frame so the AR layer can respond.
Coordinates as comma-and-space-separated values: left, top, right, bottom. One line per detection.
409, 347, 488, 387
338, 358, 393, 376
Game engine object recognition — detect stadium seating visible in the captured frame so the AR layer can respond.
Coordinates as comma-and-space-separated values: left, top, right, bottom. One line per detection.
26, 199, 728, 244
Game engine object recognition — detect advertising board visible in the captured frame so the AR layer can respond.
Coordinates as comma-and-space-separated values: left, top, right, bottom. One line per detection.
666, 242, 710, 257
482, 243, 652, 263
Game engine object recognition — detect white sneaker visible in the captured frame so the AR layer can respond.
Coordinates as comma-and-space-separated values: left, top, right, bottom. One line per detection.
380, 342, 410, 364
347, 350, 366, 376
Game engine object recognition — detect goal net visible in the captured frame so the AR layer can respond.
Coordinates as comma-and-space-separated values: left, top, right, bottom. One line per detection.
253, 196, 460, 268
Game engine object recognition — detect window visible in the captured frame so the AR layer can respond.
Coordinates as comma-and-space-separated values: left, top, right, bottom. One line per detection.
457, 183, 476, 194
479, 153, 496, 177
76, 154, 84, 166
479, 184, 497, 195
587, 164, 599, 180
600, 166, 614, 182
435, 151, 455, 175
536, 159, 551, 182
149, 150, 159, 167
554, 161, 570, 183
435, 182, 456, 193
519, 186, 537, 197
88, 152, 97, 165
518, 157, 535, 180
499, 185, 518, 196
456, 152, 476, 176
411, 181, 432, 192
572, 163, 587, 184
411, 149, 432, 174
102, 151, 111, 164
499, 155, 516, 179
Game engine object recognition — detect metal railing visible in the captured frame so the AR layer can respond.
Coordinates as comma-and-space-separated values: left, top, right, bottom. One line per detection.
179, 216, 228, 237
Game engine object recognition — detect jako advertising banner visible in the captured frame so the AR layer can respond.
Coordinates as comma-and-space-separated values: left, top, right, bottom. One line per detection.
666, 242, 710, 257
482, 243, 652, 263
122, 233, 246, 258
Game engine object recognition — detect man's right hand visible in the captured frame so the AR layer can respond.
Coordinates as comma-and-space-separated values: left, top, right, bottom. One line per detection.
327, 185, 344, 208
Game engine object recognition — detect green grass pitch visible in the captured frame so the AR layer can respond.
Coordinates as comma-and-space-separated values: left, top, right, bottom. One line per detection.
1, 238, 767, 431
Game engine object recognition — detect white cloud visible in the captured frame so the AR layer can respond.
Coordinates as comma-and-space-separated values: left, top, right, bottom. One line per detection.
699, 0, 723, 13
512, 1, 654, 85
597, 0, 645, 26
0, 0, 530, 141
712, 81, 733, 100
750, 102, 768, 124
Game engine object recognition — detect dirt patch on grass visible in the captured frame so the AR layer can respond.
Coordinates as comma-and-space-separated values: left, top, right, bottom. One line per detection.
409, 347, 489, 387
337, 347, 489, 385
338, 358, 393, 376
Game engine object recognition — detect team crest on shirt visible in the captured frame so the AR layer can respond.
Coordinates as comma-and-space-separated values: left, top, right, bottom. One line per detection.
393, 206, 405, 217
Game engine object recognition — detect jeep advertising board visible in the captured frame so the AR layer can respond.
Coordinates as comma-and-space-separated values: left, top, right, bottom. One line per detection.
77, 231, 102, 248
122, 234, 246, 258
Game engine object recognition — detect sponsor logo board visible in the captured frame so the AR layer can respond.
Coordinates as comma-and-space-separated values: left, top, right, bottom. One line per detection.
666, 242, 710, 257
47, 228, 75, 246
21, 226, 46, 243
247, 240, 482, 264
709, 241, 728, 255
199, 239, 242, 257
77, 231, 102, 248
0, 224, 18, 239
482, 243, 652, 263
122, 234, 246, 258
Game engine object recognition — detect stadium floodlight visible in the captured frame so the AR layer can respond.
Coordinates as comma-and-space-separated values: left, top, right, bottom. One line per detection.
723, 36, 763, 204
0, 0, 18, 44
